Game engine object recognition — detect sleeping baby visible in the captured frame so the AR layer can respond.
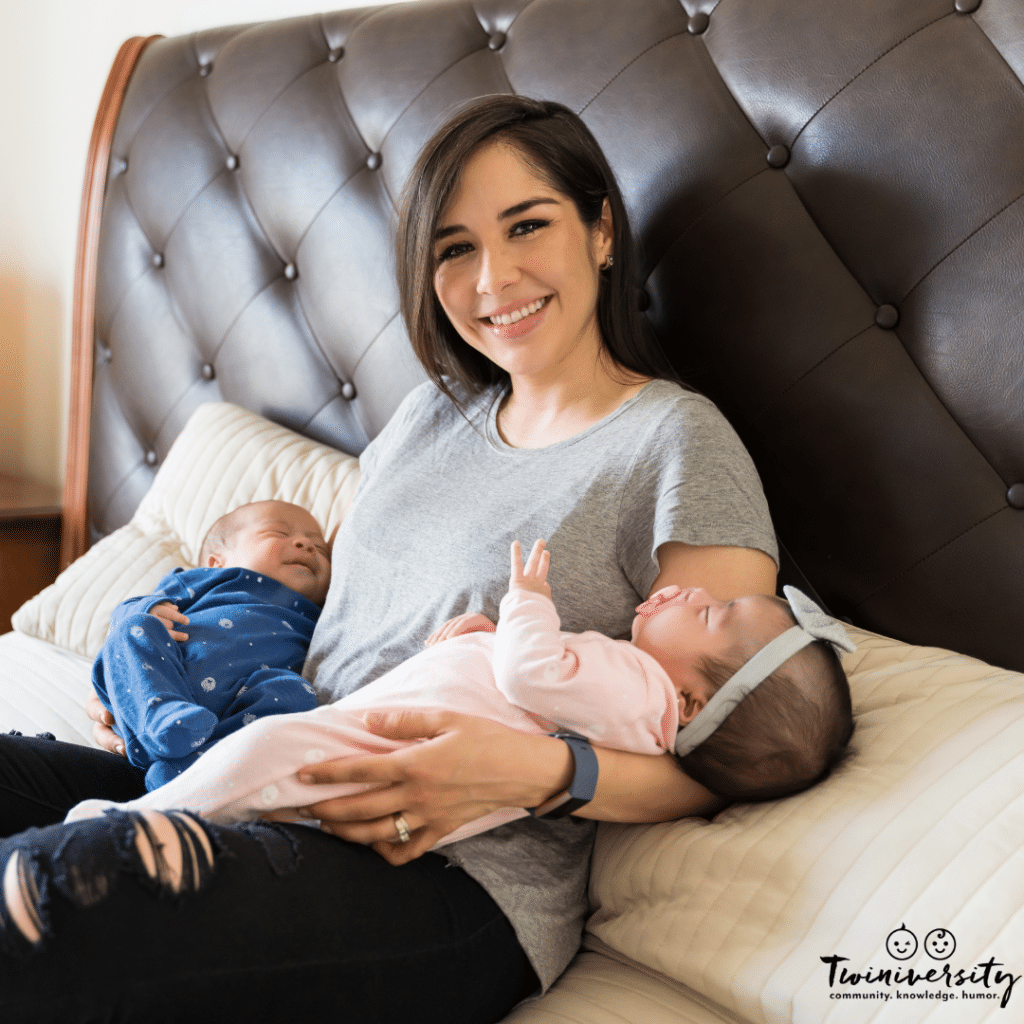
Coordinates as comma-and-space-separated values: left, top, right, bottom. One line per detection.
90, 500, 331, 789
71, 540, 855, 840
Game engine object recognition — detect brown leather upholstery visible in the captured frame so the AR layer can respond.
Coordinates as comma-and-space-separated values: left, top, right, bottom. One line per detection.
86, 0, 1024, 670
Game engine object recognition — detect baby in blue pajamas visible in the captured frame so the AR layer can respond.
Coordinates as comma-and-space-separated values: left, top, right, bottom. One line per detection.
93, 500, 332, 790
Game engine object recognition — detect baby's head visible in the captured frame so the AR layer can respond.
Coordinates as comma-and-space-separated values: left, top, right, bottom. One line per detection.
198, 500, 332, 606
632, 586, 854, 802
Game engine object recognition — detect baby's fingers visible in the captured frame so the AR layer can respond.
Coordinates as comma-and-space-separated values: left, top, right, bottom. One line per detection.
509, 539, 524, 584
523, 539, 549, 582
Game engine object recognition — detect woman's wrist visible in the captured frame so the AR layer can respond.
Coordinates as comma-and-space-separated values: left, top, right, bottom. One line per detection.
529, 734, 599, 817
511, 731, 575, 809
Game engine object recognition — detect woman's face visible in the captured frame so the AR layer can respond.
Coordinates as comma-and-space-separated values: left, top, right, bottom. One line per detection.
432, 142, 612, 387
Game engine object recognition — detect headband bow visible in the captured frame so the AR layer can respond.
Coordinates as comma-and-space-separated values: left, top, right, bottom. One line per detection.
673, 586, 855, 758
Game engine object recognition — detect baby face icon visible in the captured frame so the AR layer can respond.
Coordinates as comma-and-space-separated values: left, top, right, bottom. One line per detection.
924, 928, 956, 960
886, 924, 918, 960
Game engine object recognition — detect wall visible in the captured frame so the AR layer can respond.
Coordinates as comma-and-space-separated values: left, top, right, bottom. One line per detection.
0, 0, 411, 491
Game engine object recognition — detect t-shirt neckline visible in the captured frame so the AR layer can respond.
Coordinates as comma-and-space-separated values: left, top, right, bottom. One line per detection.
481, 379, 666, 455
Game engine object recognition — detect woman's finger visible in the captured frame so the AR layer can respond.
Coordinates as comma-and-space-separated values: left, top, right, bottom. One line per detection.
91, 718, 125, 755
372, 824, 447, 865
360, 707, 458, 742
320, 809, 421, 845
85, 694, 110, 725
301, 783, 408, 825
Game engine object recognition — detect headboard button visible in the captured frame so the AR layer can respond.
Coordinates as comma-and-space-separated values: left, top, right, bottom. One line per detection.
201, 363, 215, 381
1008, 484, 1024, 509
284, 263, 298, 281
766, 144, 790, 168
199, 63, 212, 77
145, 451, 158, 466
688, 12, 710, 34
366, 152, 382, 171
116, 158, 128, 175
875, 304, 899, 329
954, 0, 981, 12
226, 154, 239, 171
151, 253, 164, 268
328, 47, 344, 62
488, 32, 507, 50
341, 382, 357, 401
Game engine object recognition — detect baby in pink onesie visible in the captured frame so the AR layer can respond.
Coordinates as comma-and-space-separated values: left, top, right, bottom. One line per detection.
67, 540, 853, 840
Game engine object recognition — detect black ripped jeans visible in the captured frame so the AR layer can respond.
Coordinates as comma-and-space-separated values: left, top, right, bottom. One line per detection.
0, 734, 537, 1023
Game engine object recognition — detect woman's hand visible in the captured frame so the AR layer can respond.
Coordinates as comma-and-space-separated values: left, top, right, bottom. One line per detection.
151, 601, 190, 642
508, 539, 551, 598
293, 710, 574, 866
425, 613, 495, 647
86, 694, 125, 755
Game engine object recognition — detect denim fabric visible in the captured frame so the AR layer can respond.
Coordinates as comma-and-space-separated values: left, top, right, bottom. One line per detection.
0, 735, 536, 1023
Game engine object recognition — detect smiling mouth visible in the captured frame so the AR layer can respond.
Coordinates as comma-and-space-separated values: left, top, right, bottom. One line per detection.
483, 296, 550, 326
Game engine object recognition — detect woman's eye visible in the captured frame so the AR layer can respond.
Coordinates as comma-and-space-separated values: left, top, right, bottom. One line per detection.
436, 241, 472, 264
510, 219, 548, 238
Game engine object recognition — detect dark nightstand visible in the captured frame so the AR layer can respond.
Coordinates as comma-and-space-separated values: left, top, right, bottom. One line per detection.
0, 474, 62, 633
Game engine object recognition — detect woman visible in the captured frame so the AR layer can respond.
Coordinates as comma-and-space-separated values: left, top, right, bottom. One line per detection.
0, 96, 777, 1022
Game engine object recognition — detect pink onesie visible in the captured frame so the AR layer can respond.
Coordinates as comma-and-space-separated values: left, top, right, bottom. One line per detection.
67, 588, 679, 845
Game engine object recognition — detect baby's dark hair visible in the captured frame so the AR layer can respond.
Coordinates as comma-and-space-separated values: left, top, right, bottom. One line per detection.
677, 617, 854, 803
198, 506, 251, 565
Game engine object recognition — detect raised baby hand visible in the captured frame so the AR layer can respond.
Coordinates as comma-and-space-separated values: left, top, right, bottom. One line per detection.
509, 539, 552, 598
151, 601, 190, 642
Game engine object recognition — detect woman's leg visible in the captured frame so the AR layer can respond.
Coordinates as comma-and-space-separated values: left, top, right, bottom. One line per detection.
0, 733, 146, 835
0, 812, 537, 1024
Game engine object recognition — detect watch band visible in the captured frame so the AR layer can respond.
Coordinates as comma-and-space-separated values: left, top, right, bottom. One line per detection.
529, 733, 599, 818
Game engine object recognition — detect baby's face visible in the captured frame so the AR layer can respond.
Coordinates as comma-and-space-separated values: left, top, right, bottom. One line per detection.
216, 502, 332, 606
632, 587, 792, 720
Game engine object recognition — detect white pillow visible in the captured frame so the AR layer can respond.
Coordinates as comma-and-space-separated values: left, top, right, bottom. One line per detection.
13, 403, 360, 658
585, 627, 1024, 1023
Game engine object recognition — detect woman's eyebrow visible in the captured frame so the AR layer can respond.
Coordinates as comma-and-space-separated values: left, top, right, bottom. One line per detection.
498, 196, 560, 220
434, 197, 560, 240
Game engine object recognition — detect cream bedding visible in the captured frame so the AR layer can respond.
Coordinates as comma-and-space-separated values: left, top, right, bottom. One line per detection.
4, 403, 1021, 1024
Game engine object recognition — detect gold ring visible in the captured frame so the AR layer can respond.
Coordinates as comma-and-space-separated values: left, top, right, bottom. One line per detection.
393, 813, 411, 843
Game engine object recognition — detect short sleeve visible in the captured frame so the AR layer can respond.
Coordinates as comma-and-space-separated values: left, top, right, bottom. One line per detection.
357, 382, 439, 486
616, 392, 778, 599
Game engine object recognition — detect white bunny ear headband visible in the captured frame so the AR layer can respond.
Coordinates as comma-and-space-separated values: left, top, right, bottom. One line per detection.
674, 586, 856, 758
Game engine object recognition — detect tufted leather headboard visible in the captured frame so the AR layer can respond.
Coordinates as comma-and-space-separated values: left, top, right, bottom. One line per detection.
67, 0, 1024, 672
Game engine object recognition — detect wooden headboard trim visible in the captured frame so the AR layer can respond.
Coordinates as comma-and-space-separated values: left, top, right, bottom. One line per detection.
62, 35, 161, 570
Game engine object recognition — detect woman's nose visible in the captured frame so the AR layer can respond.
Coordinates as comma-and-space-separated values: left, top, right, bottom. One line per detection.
476, 243, 518, 296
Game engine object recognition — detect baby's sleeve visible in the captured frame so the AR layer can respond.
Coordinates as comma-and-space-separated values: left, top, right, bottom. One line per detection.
108, 570, 193, 629
493, 590, 675, 751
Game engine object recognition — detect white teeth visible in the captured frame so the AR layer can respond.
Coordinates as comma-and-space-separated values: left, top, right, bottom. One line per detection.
489, 297, 546, 325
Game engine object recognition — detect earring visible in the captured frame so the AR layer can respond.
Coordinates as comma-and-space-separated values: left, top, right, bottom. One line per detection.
602, 254, 614, 270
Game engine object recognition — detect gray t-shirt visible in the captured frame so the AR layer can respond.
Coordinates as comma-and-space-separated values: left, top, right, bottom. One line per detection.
305, 378, 777, 990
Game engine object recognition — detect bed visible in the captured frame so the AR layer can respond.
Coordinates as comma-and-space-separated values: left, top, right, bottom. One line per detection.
5, 0, 1024, 1020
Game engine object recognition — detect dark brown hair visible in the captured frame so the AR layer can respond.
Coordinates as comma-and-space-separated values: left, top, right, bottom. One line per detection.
396, 94, 677, 404
678, 636, 855, 803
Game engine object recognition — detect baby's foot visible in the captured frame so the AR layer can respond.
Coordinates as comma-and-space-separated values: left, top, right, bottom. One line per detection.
64, 799, 122, 823
143, 701, 217, 758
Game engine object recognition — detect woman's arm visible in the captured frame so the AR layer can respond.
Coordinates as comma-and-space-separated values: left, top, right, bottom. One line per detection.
513, 540, 777, 824
295, 540, 776, 864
